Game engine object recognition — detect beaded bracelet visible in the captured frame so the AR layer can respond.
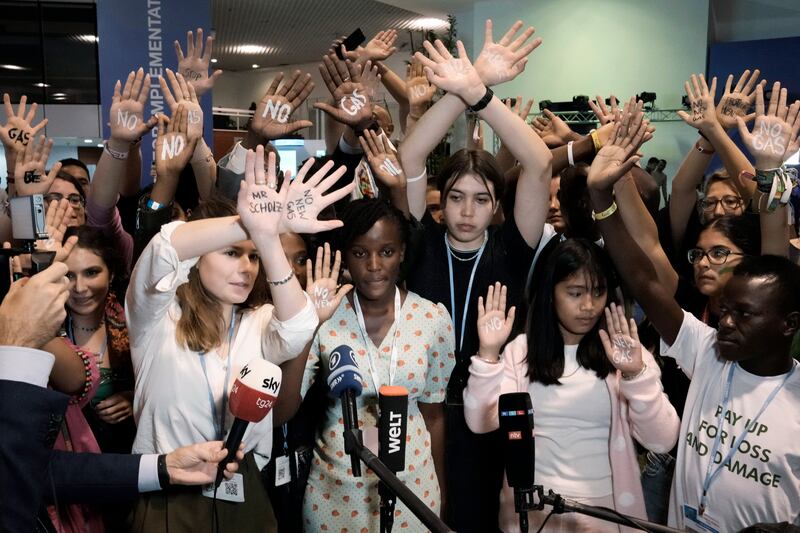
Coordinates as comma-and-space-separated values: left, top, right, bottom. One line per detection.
267, 270, 295, 286
69, 349, 95, 405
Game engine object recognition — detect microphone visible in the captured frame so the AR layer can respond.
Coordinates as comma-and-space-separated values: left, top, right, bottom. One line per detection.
499, 392, 535, 533
215, 358, 282, 486
326, 344, 363, 477
379, 385, 408, 533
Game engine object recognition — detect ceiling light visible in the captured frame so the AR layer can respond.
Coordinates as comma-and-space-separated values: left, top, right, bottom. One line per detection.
252, 64, 260, 69
34, 82, 50, 88
211, 58, 218, 63
76, 34, 98, 43
51, 92, 66, 97
52, 96, 66, 101
0, 64, 26, 71
96, 143, 104, 148
84, 139, 93, 143
234, 44, 269, 55
409, 17, 449, 30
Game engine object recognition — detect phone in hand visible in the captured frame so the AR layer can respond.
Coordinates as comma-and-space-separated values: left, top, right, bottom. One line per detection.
336, 28, 366, 60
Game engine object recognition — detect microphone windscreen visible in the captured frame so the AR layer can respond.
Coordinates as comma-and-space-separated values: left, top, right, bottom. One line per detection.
228, 358, 282, 423
326, 344, 363, 398
379, 385, 408, 472
498, 392, 535, 489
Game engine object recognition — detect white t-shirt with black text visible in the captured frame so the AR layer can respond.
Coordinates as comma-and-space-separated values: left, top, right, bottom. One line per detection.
661, 311, 800, 531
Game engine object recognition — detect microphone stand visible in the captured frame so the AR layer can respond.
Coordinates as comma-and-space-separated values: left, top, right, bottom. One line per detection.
518, 486, 682, 533
379, 481, 395, 533
343, 429, 453, 533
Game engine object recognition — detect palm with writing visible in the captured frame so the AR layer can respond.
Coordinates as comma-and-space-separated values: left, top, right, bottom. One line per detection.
35, 199, 78, 263
532, 109, 578, 147
14, 136, 58, 196
598, 303, 643, 377
1, 94, 48, 154
737, 82, 800, 170
476, 283, 516, 361
159, 68, 203, 141
238, 147, 288, 238
473, 19, 541, 87
587, 99, 653, 192
716, 69, 764, 131
315, 55, 373, 128
588, 94, 619, 126
110, 68, 154, 143
414, 40, 484, 104
251, 70, 315, 140
676, 74, 719, 134
406, 59, 436, 112
280, 157, 354, 235
174, 28, 222, 97
155, 105, 198, 179
306, 243, 353, 323
359, 129, 405, 189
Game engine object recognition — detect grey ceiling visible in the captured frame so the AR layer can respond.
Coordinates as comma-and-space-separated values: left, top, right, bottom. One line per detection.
212, 0, 444, 71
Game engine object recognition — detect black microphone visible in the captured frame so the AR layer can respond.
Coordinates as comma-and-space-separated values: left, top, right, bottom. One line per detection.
326, 344, 363, 477
499, 392, 535, 533
378, 385, 408, 533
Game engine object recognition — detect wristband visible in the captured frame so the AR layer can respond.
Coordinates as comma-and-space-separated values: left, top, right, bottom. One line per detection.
157, 454, 171, 488
104, 140, 129, 160
698, 130, 710, 142
695, 140, 715, 154
476, 353, 500, 365
267, 270, 295, 286
751, 166, 796, 212
590, 131, 602, 153
468, 87, 494, 113
592, 201, 618, 221
567, 141, 575, 167
622, 363, 647, 381
146, 198, 164, 211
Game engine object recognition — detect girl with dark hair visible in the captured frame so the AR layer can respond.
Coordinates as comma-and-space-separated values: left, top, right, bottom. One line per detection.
397, 31, 552, 531
463, 240, 679, 532
300, 197, 455, 531
126, 148, 351, 531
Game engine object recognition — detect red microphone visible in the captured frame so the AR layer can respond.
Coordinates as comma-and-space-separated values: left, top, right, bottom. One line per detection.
215, 358, 282, 485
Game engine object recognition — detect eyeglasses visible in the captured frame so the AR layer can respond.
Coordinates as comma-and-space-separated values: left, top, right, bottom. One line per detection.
43, 193, 85, 208
687, 246, 745, 265
699, 195, 743, 212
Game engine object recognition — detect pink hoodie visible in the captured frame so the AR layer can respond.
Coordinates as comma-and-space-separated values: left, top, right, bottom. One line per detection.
463, 334, 679, 532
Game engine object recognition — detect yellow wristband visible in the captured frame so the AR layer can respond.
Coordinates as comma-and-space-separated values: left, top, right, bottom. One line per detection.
591, 130, 602, 153
592, 201, 618, 221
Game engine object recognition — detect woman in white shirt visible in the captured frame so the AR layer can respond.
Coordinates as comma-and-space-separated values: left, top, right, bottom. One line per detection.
126, 147, 352, 531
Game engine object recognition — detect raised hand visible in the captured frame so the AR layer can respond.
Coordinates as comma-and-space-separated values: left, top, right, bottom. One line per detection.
110, 68, 154, 143
238, 146, 287, 237
598, 302, 644, 377
358, 29, 398, 62
414, 40, 485, 104
14, 135, 58, 196
1, 94, 48, 153
473, 19, 541, 87
306, 243, 352, 323
315, 55, 374, 128
476, 282, 516, 361
406, 59, 436, 111
358, 129, 405, 189
676, 74, 719, 134
587, 98, 654, 192
174, 28, 222, 96
532, 109, 577, 147
35, 199, 78, 262
737, 82, 800, 170
251, 70, 315, 139
588, 94, 619, 126
159, 68, 203, 140
155, 104, 198, 178
716, 68, 764, 131
280, 157, 354, 234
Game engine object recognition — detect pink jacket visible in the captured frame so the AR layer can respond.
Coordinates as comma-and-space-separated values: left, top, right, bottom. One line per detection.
463, 334, 679, 532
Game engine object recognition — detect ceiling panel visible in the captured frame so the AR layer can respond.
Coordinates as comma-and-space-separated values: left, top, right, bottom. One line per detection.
212, 0, 449, 71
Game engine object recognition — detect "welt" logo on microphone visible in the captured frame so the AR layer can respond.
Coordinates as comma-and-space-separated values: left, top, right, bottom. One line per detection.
387, 411, 403, 453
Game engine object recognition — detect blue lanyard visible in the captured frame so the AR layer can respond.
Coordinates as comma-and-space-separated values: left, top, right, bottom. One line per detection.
198, 307, 238, 441
699, 361, 796, 515
445, 232, 487, 352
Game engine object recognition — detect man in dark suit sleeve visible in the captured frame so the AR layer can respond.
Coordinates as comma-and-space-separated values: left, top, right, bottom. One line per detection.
0, 263, 242, 532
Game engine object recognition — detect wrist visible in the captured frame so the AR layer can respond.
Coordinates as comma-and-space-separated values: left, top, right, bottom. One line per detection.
106, 138, 130, 154
476, 348, 500, 363
463, 85, 489, 108
621, 363, 647, 381
700, 122, 726, 143
158, 453, 173, 488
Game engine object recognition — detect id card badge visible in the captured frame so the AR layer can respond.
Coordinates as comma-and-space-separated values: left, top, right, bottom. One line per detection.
683, 504, 720, 533
274, 454, 291, 487
364, 425, 379, 455
202, 473, 245, 503
353, 160, 379, 200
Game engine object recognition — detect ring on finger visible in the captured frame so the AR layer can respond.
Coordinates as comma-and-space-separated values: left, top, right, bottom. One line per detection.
267, 182, 277, 190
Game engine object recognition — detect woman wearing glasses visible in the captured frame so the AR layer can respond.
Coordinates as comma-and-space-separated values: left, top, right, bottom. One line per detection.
45, 171, 87, 227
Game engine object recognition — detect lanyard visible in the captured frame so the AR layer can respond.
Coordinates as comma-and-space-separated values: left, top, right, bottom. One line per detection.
353, 287, 401, 392
198, 307, 238, 441
699, 361, 796, 515
445, 232, 487, 352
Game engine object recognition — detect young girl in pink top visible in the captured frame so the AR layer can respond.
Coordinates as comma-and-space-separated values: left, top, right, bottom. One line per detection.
463, 239, 679, 532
